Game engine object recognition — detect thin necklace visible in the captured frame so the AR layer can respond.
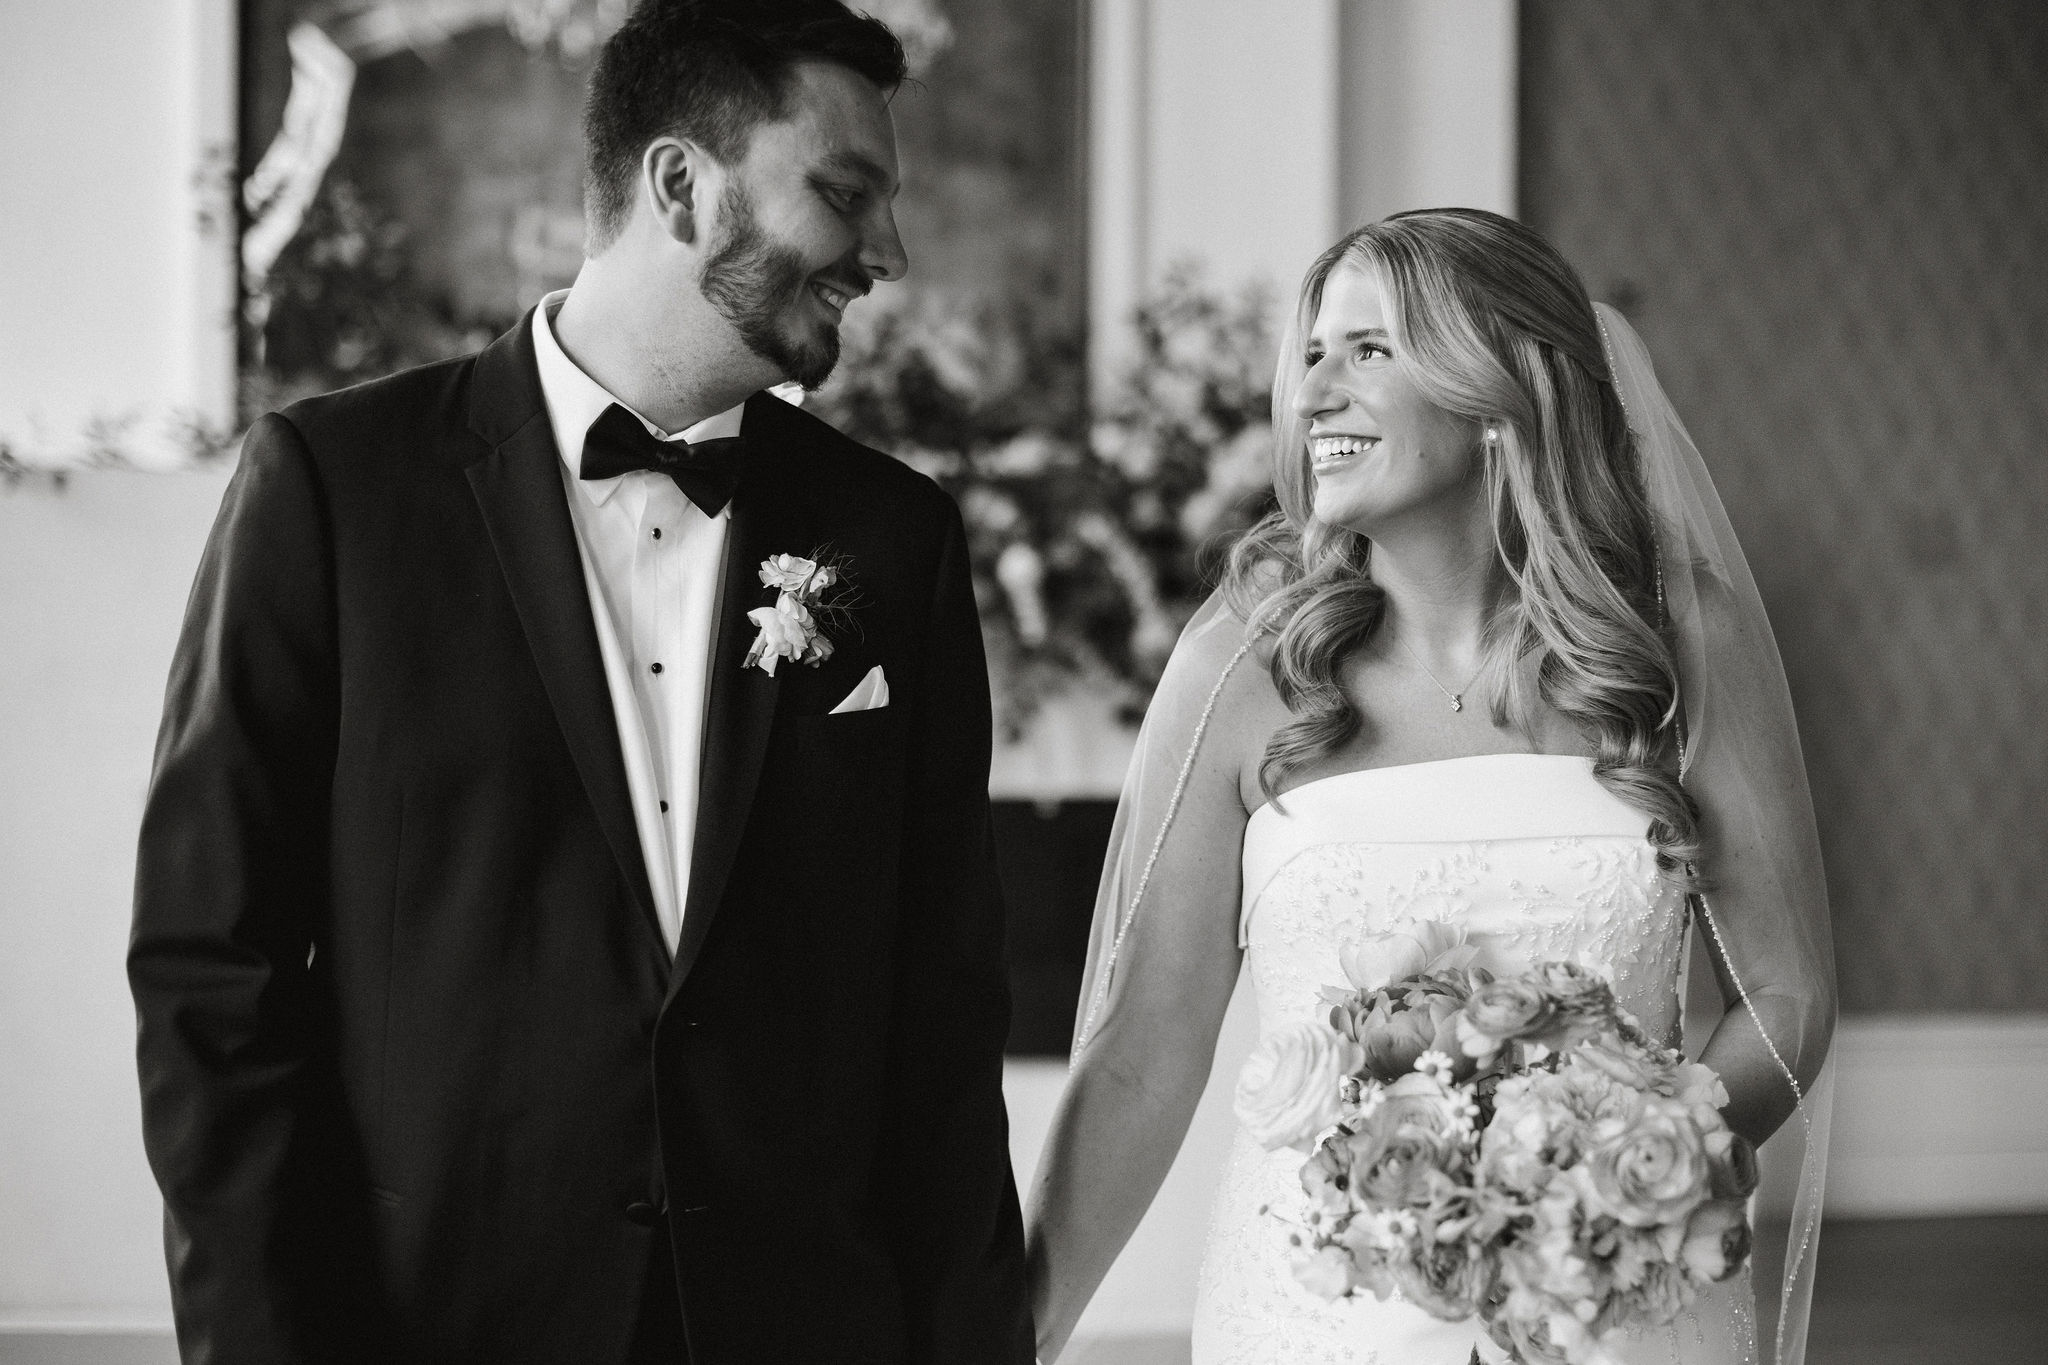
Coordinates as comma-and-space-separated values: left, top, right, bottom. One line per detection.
1397, 636, 1483, 713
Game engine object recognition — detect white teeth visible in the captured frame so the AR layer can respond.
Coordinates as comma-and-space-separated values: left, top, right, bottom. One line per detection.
1311, 435, 1379, 463
815, 285, 849, 311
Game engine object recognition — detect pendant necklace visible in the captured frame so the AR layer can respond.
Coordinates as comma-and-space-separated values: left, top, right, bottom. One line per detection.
1398, 637, 1483, 713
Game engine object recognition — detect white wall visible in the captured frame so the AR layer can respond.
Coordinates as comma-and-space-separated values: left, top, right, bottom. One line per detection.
1087, 0, 1342, 389
1337, 0, 1519, 229
0, 473, 233, 1333
0, 0, 234, 467
1087, 0, 1518, 397
0, 0, 234, 1335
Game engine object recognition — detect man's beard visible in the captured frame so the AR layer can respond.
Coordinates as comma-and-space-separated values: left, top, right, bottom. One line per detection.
699, 181, 852, 392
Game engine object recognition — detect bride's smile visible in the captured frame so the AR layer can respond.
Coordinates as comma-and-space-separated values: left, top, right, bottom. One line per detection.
1308, 433, 1380, 467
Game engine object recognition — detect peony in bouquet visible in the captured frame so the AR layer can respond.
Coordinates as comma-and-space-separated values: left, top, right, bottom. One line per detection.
1232, 924, 1758, 1365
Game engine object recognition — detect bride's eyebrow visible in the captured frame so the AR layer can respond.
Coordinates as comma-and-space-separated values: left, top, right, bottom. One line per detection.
1306, 326, 1390, 356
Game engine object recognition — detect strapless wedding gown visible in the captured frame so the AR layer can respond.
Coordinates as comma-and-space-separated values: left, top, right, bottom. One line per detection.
1190, 754, 1758, 1365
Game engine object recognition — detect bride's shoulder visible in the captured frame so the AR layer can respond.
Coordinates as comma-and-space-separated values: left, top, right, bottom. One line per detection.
1160, 590, 1266, 682
1149, 591, 1286, 746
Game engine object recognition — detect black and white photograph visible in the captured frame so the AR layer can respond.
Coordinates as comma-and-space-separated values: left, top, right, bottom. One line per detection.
0, 2, 2042, 1363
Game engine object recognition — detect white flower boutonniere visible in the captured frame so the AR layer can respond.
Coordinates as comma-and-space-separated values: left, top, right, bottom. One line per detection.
744, 552, 848, 675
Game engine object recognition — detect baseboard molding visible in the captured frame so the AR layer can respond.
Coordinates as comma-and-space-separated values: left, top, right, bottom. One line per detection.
0, 1320, 171, 1335
0, 1329, 175, 1365
1063, 1335, 1190, 1365
1824, 1013, 2048, 1217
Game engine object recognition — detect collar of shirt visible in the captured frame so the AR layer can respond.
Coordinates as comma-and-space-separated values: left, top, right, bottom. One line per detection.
531, 288, 746, 510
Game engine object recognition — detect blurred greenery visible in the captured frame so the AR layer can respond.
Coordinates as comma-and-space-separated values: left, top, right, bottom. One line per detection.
811, 264, 1278, 735
240, 174, 503, 424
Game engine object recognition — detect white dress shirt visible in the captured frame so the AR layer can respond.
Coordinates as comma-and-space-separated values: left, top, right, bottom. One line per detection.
531, 290, 742, 955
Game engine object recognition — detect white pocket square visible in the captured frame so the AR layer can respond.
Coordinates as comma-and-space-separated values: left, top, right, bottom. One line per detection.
827, 664, 889, 714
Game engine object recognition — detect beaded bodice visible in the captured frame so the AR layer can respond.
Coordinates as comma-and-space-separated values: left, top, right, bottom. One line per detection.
1238, 754, 1687, 1046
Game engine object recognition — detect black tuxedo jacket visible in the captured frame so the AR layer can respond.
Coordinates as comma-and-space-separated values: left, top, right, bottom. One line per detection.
128, 315, 1034, 1364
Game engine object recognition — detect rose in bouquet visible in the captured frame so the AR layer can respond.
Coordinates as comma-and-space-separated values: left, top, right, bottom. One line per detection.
1327, 920, 1489, 1086
1233, 921, 1482, 1152
1252, 934, 1759, 1365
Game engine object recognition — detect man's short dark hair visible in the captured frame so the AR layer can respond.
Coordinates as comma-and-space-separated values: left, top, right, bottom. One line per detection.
583, 0, 908, 252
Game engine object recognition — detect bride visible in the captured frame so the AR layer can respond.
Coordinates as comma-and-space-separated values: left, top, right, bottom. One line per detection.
1023, 209, 1836, 1364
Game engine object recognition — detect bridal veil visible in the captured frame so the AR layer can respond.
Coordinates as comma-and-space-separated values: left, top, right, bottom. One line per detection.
1597, 302, 1836, 1365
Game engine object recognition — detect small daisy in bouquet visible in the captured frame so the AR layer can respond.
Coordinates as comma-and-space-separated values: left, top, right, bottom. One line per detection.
1232, 923, 1759, 1365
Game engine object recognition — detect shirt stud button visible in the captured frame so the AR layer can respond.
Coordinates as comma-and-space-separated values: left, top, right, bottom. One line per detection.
650, 662, 663, 674
659, 800, 669, 813
652, 528, 661, 539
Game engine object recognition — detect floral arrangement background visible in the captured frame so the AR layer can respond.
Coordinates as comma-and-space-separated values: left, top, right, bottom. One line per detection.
809, 266, 1278, 737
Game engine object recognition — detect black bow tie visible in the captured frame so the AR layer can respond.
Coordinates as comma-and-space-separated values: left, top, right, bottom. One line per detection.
580, 403, 744, 517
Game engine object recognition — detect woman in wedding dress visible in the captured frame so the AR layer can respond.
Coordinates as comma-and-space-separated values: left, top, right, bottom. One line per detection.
1024, 210, 1836, 1365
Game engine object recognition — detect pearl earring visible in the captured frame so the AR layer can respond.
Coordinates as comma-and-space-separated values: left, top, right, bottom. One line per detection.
1483, 426, 1502, 446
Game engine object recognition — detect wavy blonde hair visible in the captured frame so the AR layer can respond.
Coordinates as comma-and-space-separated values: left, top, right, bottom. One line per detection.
1224, 208, 1699, 875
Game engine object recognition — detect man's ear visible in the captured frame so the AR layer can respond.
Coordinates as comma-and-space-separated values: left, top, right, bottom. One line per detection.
642, 137, 714, 246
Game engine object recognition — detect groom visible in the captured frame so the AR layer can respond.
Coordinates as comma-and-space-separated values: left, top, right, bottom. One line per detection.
128, 3, 1033, 1361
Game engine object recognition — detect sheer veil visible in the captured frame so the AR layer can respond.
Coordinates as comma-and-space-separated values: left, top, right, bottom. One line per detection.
1597, 304, 1836, 1365
1068, 299, 1835, 1365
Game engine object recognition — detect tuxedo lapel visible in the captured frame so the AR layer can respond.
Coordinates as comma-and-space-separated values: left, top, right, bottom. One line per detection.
464, 318, 662, 950
670, 397, 813, 994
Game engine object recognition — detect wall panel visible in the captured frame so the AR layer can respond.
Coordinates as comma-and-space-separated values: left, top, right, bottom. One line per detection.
1522, 0, 2048, 1011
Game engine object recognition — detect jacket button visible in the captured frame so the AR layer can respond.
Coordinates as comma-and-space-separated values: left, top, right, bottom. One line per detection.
625, 1200, 661, 1226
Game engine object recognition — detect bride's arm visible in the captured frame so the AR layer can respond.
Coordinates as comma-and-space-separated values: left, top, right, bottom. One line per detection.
1688, 790, 1837, 1147
1681, 579, 1839, 1148
1023, 872, 1242, 1360
1023, 606, 1266, 1362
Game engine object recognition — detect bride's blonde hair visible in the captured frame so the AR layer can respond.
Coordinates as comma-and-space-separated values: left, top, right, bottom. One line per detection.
1224, 208, 1700, 875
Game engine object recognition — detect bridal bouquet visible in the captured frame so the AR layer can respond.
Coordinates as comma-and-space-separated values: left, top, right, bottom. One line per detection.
1233, 925, 1758, 1365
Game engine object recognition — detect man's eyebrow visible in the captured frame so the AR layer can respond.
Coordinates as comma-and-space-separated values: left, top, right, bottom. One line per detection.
817, 150, 898, 193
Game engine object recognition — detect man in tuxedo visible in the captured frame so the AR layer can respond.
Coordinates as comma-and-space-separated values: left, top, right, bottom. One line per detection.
128, 3, 1034, 1361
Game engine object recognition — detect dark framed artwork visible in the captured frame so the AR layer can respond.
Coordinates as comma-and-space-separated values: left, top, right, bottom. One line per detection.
235, 0, 1083, 424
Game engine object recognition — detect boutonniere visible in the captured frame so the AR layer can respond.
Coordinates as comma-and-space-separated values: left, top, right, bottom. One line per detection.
744, 551, 854, 675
